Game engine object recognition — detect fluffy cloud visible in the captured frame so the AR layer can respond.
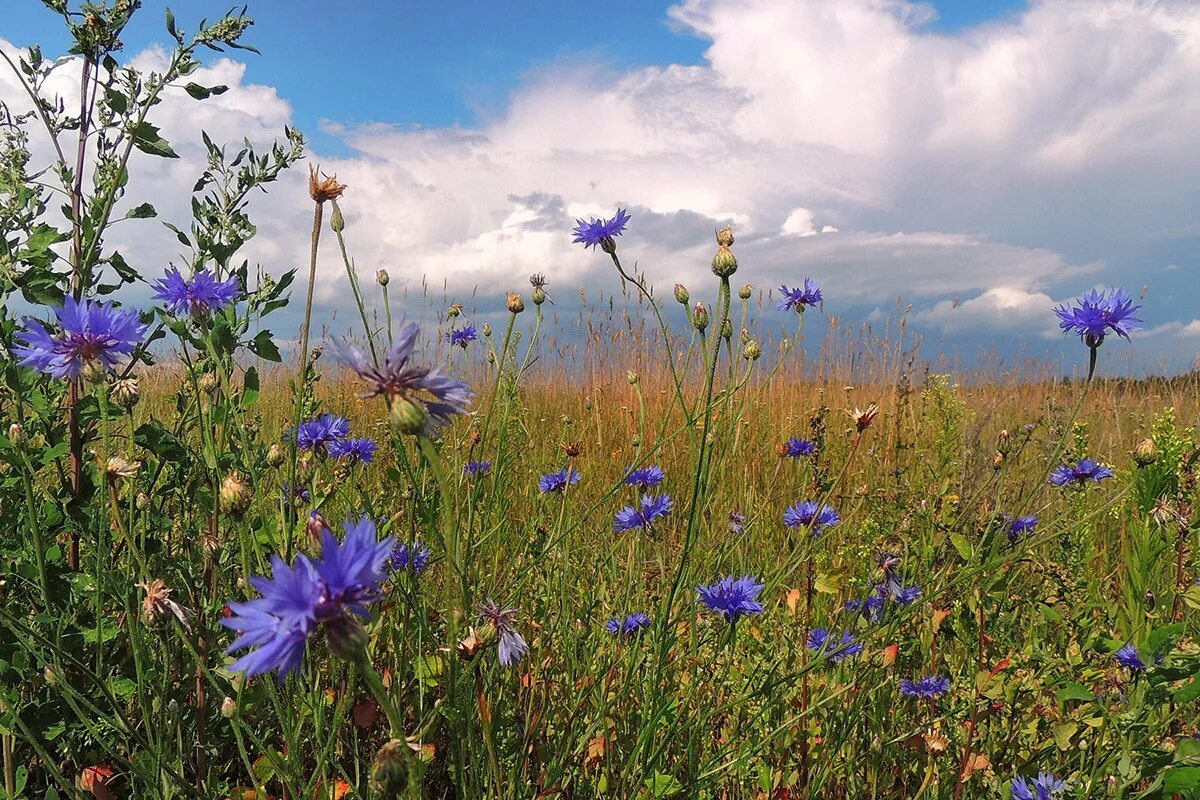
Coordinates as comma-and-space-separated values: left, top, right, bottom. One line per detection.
4, 0, 1200, 365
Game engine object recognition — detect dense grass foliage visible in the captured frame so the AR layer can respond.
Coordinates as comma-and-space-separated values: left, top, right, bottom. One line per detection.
3, 5, 1200, 800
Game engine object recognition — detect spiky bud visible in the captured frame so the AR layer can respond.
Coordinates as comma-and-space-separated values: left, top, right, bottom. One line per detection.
1134, 438, 1158, 466
7, 423, 26, 448
325, 615, 368, 661
220, 472, 252, 517
742, 339, 761, 361
532, 287, 547, 306
711, 225, 738, 277
673, 283, 690, 305
307, 511, 329, 542
482, 323, 492, 337
448, 303, 463, 319
370, 738, 418, 797
997, 429, 1012, 455
110, 378, 140, 409
721, 318, 733, 339
627, 370, 639, 385
377, 269, 390, 286
738, 283, 753, 300
199, 372, 219, 394
692, 303, 709, 332
389, 398, 427, 436
266, 443, 287, 468
506, 292, 525, 314
220, 697, 237, 719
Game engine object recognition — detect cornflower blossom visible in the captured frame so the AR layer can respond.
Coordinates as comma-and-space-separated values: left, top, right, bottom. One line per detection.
464, 460, 492, 477
327, 437, 377, 464
783, 501, 841, 535
290, 413, 350, 454
390, 541, 432, 575
326, 321, 473, 433
845, 593, 886, 621
776, 279, 822, 312
624, 465, 666, 489
539, 468, 581, 494
446, 325, 478, 349
1050, 458, 1115, 487
697, 576, 765, 623
1010, 773, 1066, 800
1115, 643, 1146, 672
221, 516, 394, 677
1007, 515, 1039, 542
151, 266, 239, 317
606, 613, 652, 638
784, 438, 817, 458
13, 297, 146, 380
1054, 288, 1142, 347
479, 598, 528, 668
280, 482, 311, 508
571, 208, 631, 250
899, 676, 951, 699
613, 494, 673, 532
807, 629, 862, 662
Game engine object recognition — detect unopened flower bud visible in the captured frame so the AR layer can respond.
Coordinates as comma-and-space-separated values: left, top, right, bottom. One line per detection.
110, 377, 140, 409
448, 303, 463, 319
220, 472, 252, 517
721, 318, 733, 339
325, 614, 368, 661
199, 372, 219, 394
692, 303, 709, 332
627, 370, 639, 385
1133, 438, 1158, 466
266, 443, 286, 468
371, 738, 419, 796
220, 697, 237, 719
674, 283, 690, 305
532, 287, 546, 306
307, 511, 329, 541
376, 269, 390, 286
997, 429, 1012, 455
389, 398, 427, 436
993, 451, 1005, 470
136, 491, 149, 510
742, 339, 761, 361
482, 323, 492, 337
7, 423, 26, 447
738, 283, 753, 300
329, 201, 345, 233
506, 292, 525, 314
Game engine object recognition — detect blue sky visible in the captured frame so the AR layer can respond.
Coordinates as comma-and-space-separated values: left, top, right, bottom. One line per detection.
6, 0, 1029, 154
3, 0, 1198, 374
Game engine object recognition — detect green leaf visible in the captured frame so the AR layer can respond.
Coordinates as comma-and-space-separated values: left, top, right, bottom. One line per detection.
127, 202, 157, 219
134, 421, 190, 465
643, 773, 683, 798
1148, 622, 1186, 656
131, 121, 179, 158
1057, 682, 1095, 704
1164, 766, 1200, 793
949, 533, 974, 561
1051, 721, 1076, 751
184, 82, 228, 100
1173, 675, 1200, 703
249, 330, 282, 362
242, 366, 260, 406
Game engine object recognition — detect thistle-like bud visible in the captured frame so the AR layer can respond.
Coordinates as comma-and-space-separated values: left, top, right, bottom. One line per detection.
448, 303, 463, 319
110, 377, 140, 410
220, 697, 237, 719
992, 451, 1005, 470
1133, 438, 1158, 466
692, 303, 709, 332
482, 323, 492, 337
220, 472, 252, 517
564, 440, 582, 458
377, 269, 390, 286
627, 370, 639, 385
370, 738, 419, 796
199, 372, 219, 394
329, 200, 346, 233
674, 283, 690, 305
721, 318, 733, 340
997, 429, 1012, 455
738, 283, 753, 300
742, 339, 761, 361
80, 359, 108, 385
711, 225, 738, 277
266, 443, 287, 468
325, 614, 369, 661
389, 398, 427, 436
135, 491, 149, 510
7, 423, 26, 448
307, 511, 329, 542
506, 292, 525, 314
532, 287, 547, 306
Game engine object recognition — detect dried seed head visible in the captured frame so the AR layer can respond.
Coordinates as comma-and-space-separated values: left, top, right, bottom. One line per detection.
376, 268, 390, 286
308, 164, 347, 204
105, 456, 140, 483
847, 403, 880, 433
110, 377, 140, 409
738, 283, 753, 300
1134, 438, 1158, 466
506, 292, 525, 314
266, 443, 287, 468
448, 303, 463, 319
220, 472, 252, 517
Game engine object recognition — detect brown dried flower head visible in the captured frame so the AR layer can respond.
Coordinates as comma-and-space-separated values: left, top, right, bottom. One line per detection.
309, 164, 347, 204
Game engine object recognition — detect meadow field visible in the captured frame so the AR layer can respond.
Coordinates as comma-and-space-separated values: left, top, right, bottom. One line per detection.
3, 4, 1200, 800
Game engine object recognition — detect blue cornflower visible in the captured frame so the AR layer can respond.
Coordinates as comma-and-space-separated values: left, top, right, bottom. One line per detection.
899, 675, 951, 699
280, 482, 311, 509
614, 494, 674, 532
151, 266, 239, 318
807, 629, 863, 663
845, 593, 886, 622
776, 279, 823, 312
625, 465, 666, 489
327, 437, 377, 464
1115, 643, 1146, 672
464, 460, 492, 477
697, 575, 765, 623
1011, 773, 1066, 800
1055, 287, 1142, 347
728, 510, 746, 535
605, 612, 652, 638
446, 325, 478, 349
479, 598, 528, 668
13, 297, 146, 380
572, 208, 631, 251
784, 438, 817, 458
292, 413, 351, 454
539, 468, 581, 494
783, 501, 841, 534
221, 516, 393, 678
1050, 458, 1115, 487
891, 584, 923, 605
327, 321, 474, 433
1007, 515, 1039, 542
390, 540, 432, 575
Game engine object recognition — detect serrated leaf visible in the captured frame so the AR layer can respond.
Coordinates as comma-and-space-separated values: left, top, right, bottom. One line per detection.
131, 121, 179, 158
1057, 681, 1095, 704
249, 330, 282, 362
127, 202, 156, 219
